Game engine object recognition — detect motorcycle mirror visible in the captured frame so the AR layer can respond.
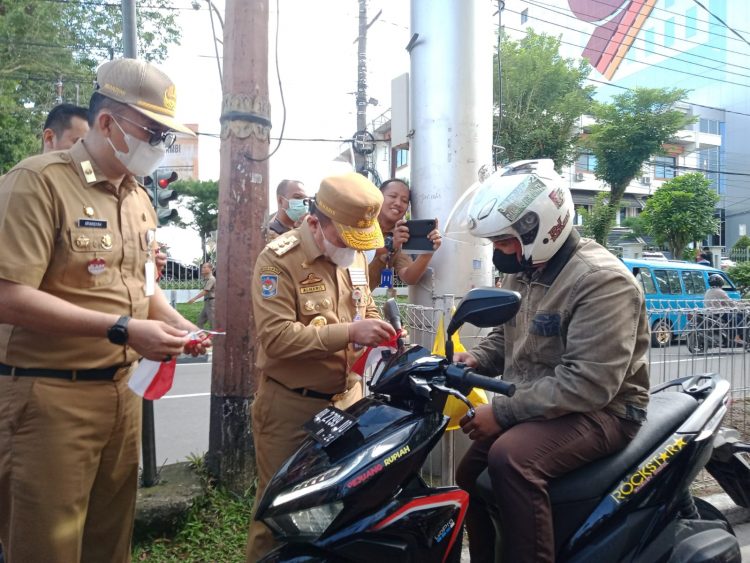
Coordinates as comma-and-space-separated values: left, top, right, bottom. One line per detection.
447, 288, 522, 342
384, 298, 401, 332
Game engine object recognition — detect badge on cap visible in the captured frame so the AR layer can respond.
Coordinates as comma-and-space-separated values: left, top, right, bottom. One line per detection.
310, 315, 327, 328
261, 274, 278, 298
87, 258, 106, 276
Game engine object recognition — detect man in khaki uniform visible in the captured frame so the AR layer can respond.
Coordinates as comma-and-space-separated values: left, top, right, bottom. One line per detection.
42, 103, 90, 153
188, 262, 217, 328
0, 58, 207, 563
264, 179, 309, 242
246, 173, 397, 561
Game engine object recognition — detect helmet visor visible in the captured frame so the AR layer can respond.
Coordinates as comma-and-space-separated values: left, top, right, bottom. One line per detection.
444, 180, 492, 247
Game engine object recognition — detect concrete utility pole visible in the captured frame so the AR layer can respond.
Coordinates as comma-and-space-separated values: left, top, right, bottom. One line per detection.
408, 0, 494, 307
206, 0, 270, 492
121, 0, 137, 58
354, 0, 368, 174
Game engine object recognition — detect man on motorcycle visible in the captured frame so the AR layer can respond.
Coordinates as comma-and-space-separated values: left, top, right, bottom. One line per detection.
449, 160, 651, 563
705, 273, 747, 345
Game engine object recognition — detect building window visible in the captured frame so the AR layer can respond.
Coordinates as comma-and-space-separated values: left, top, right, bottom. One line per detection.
395, 148, 408, 168
699, 118, 721, 135
699, 146, 720, 186
521, 8, 528, 24
664, 18, 675, 48
686, 6, 698, 38
576, 152, 597, 172
654, 156, 675, 179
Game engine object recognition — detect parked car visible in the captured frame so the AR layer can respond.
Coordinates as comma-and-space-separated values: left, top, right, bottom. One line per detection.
721, 256, 736, 270
622, 258, 741, 347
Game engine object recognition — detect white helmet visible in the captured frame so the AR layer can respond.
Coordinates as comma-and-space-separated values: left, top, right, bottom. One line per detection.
445, 159, 574, 266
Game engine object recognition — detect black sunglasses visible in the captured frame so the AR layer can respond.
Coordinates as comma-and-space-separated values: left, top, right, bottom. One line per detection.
113, 114, 177, 149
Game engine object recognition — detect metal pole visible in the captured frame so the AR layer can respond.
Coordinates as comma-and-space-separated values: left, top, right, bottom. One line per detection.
408, 0, 494, 307
121, 0, 137, 59
354, 0, 368, 174
207, 0, 269, 493
140, 400, 158, 487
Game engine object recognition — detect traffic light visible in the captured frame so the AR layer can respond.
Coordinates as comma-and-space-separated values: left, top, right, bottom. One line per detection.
145, 171, 179, 225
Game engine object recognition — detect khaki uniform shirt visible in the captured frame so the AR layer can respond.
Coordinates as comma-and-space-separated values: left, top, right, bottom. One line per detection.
0, 141, 158, 369
368, 248, 413, 290
252, 221, 379, 394
203, 274, 216, 299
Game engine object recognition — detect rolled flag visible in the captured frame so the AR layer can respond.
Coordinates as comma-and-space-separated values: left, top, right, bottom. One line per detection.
351, 329, 402, 376
128, 357, 177, 400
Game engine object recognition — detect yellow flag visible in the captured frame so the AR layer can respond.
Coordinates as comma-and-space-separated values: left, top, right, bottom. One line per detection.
432, 311, 489, 431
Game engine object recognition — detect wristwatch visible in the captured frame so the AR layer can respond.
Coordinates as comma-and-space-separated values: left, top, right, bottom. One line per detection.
107, 315, 131, 345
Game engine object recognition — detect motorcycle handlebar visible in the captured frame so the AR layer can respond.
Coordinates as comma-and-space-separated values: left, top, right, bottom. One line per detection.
444, 364, 516, 397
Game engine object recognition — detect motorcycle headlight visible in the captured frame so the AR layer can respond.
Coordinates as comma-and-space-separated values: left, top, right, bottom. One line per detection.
265, 501, 344, 539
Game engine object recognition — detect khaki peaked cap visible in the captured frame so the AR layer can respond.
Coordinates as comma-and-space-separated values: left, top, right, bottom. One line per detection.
315, 173, 384, 251
95, 58, 195, 136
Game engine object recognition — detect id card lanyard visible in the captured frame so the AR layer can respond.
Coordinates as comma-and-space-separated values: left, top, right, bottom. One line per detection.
379, 252, 394, 288
144, 228, 156, 296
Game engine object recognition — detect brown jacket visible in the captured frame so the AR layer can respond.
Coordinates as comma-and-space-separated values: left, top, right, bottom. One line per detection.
251, 221, 379, 394
470, 231, 650, 428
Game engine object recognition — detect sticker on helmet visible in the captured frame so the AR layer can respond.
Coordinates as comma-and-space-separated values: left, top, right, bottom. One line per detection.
499, 177, 546, 222
548, 187, 565, 209
547, 211, 571, 242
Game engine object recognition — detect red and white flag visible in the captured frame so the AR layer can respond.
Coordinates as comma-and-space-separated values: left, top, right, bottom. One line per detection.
351, 330, 402, 376
128, 358, 177, 400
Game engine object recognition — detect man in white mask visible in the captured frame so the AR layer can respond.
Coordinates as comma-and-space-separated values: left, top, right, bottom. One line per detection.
0, 58, 205, 563
247, 172, 396, 561
265, 179, 310, 241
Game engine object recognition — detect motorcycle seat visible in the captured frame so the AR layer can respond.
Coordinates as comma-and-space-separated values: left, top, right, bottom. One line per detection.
475, 391, 698, 506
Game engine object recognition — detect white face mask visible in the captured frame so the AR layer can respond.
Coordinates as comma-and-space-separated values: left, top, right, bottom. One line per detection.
322, 231, 357, 268
108, 117, 167, 177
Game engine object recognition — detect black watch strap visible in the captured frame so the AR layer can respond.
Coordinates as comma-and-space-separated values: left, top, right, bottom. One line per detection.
107, 315, 131, 345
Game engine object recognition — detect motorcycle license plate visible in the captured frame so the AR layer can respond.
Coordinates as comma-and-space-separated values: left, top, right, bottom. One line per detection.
304, 407, 357, 446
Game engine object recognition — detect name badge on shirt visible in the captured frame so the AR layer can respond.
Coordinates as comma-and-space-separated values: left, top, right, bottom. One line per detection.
348, 267, 367, 287
78, 218, 108, 229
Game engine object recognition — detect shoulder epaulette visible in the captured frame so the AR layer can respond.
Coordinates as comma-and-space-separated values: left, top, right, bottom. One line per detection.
267, 232, 300, 256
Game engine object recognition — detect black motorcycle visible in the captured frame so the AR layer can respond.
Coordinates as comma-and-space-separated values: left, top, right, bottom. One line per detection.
686, 309, 750, 355
256, 289, 750, 562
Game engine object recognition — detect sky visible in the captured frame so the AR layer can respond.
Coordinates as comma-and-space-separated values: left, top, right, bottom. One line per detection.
156, 0, 411, 263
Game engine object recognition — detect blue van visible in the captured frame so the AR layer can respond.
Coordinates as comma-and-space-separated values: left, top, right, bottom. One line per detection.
621, 258, 741, 347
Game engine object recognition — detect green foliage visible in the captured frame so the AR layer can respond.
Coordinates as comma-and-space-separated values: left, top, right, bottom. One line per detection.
584, 87, 694, 244
132, 478, 255, 562
176, 179, 219, 262
727, 262, 750, 296
577, 192, 611, 240
0, 1, 181, 173
639, 173, 718, 259
176, 302, 204, 325
621, 214, 648, 237
733, 235, 750, 250
495, 30, 595, 169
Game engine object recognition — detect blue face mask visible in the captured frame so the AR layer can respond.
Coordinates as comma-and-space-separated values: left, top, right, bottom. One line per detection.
285, 198, 309, 222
